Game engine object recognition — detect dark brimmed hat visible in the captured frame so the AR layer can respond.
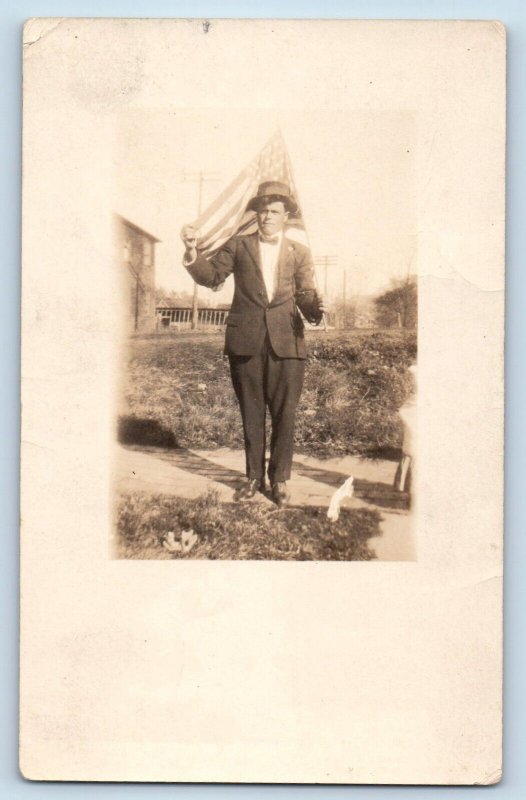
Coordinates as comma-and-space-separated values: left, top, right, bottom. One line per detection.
246, 181, 298, 214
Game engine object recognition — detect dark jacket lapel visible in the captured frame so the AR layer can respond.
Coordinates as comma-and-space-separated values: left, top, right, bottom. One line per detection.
242, 234, 268, 303
241, 232, 294, 306
242, 233, 261, 272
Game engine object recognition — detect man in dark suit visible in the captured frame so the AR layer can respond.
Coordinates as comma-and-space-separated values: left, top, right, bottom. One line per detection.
181, 181, 324, 507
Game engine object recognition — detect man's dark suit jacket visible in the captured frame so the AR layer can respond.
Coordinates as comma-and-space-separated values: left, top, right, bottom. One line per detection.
185, 232, 322, 358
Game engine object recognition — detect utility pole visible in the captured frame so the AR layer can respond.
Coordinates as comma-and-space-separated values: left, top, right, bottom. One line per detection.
181, 170, 220, 329
314, 255, 338, 298
313, 255, 337, 326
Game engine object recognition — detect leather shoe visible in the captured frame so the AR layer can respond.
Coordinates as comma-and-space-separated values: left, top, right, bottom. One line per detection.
271, 482, 290, 508
234, 478, 263, 502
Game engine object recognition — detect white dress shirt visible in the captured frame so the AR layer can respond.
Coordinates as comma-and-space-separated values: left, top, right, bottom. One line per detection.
258, 231, 283, 302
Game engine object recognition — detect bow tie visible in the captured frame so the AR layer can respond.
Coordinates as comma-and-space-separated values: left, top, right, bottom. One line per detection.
259, 234, 280, 245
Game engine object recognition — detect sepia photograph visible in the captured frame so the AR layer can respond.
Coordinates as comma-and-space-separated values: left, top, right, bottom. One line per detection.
113, 110, 417, 561
20, 18, 504, 783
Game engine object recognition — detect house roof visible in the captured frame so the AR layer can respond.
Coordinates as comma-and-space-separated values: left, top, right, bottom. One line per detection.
116, 214, 161, 243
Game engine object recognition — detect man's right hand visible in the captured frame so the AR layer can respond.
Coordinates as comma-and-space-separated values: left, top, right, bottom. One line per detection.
180, 225, 198, 262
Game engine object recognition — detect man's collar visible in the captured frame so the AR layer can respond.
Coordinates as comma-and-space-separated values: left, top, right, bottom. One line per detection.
258, 230, 284, 246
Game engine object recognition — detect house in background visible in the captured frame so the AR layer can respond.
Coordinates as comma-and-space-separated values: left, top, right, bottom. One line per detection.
116, 215, 160, 333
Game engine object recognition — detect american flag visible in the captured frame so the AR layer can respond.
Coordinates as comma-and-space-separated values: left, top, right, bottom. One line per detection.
191, 130, 307, 259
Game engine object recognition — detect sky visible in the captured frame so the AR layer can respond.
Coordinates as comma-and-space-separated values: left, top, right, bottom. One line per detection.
115, 108, 417, 304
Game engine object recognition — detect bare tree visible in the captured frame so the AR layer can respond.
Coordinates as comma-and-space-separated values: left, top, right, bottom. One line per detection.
374, 275, 417, 329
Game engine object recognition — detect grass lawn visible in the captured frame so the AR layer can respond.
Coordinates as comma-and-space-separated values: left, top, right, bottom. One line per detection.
115, 329, 415, 561
119, 328, 416, 459
115, 488, 382, 561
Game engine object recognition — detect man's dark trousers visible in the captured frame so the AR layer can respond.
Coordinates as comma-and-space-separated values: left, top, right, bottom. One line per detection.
229, 335, 305, 485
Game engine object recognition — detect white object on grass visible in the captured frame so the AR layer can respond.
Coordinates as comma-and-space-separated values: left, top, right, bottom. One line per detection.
162, 529, 198, 554
181, 530, 198, 553
162, 531, 182, 553
327, 476, 354, 522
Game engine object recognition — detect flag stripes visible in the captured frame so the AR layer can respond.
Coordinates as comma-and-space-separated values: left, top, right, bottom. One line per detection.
191, 130, 305, 258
